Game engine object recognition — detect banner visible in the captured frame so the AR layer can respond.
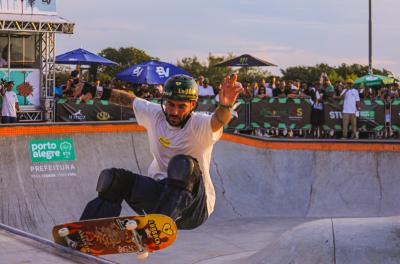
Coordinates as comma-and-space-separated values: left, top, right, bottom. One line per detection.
55, 99, 134, 122
0, 68, 40, 106
0, 0, 57, 15
250, 97, 311, 131
390, 99, 400, 132
324, 99, 385, 132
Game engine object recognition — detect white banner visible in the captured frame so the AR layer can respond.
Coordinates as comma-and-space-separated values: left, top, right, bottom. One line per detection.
0, 0, 57, 15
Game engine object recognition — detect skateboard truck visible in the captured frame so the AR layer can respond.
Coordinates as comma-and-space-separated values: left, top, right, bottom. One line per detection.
125, 220, 149, 259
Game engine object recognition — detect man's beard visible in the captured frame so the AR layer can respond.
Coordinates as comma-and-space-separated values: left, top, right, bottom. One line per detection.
166, 113, 190, 127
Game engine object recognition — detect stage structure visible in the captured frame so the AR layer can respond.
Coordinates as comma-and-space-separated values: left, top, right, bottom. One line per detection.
0, 0, 74, 122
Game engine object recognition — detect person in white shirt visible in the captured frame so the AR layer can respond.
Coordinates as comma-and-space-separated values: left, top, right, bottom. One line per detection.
198, 78, 215, 98
1, 81, 19, 123
80, 74, 243, 229
340, 81, 361, 139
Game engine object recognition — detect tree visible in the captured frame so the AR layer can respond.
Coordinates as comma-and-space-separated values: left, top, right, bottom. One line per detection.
176, 56, 206, 78
281, 63, 393, 83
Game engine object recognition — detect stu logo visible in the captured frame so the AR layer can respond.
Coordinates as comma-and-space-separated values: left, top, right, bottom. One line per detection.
156, 67, 169, 78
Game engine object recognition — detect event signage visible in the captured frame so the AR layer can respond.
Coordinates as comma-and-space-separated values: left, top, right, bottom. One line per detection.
0, 0, 57, 15
29, 138, 77, 178
55, 99, 135, 122
324, 99, 385, 132
29, 139, 75, 162
54, 97, 388, 133
0, 69, 40, 106
390, 99, 400, 131
250, 98, 311, 130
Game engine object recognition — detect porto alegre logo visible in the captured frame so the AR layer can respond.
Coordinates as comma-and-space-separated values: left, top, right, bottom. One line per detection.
29, 139, 75, 162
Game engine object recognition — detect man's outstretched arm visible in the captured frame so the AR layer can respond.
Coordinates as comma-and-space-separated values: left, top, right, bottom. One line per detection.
107, 89, 137, 108
211, 74, 243, 132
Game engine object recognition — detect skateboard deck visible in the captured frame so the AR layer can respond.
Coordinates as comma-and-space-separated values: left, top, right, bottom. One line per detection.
52, 214, 177, 258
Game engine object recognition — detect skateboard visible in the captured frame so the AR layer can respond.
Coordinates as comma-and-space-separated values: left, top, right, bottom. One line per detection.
52, 214, 177, 259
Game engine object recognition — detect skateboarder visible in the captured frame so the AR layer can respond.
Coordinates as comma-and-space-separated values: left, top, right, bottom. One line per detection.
80, 74, 243, 229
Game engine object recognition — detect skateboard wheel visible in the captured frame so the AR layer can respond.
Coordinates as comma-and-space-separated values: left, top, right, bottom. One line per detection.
58, 227, 70, 237
137, 251, 149, 259
125, 220, 138, 230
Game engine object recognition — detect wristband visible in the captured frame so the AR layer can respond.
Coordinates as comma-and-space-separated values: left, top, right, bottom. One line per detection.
218, 103, 234, 110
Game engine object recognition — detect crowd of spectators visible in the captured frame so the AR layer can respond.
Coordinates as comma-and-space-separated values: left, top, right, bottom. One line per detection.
57, 70, 399, 139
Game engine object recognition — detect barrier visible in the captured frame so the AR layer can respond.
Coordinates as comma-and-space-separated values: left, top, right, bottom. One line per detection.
250, 97, 311, 132
55, 97, 395, 136
324, 99, 385, 133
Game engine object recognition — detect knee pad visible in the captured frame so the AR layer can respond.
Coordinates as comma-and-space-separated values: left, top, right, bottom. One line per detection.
96, 168, 136, 203
167, 155, 201, 192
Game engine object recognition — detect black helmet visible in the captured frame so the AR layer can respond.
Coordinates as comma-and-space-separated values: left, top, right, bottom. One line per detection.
163, 74, 198, 102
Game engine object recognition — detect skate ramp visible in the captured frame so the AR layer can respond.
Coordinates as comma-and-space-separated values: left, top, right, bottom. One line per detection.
236, 216, 400, 264
0, 123, 399, 263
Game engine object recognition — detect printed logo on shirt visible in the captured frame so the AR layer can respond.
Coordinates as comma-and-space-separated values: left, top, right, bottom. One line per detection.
159, 136, 171, 148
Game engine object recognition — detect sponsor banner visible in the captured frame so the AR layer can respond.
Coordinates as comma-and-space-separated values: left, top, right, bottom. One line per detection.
250, 98, 311, 130
324, 99, 385, 131
29, 138, 77, 178
30, 163, 77, 178
29, 138, 75, 162
55, 99, 134, 122
0, 69, 40, 106
0, 0, 57, 15
390, 99, 400, 130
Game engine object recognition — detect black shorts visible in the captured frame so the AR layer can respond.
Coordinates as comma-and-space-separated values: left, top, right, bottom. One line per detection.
127, 174, 209, 230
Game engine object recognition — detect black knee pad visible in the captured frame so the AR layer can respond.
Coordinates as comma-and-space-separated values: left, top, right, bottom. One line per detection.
167, 155, 201, 192
96, 168, 136, 203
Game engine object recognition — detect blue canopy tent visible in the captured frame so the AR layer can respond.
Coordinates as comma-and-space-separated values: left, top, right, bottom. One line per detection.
116, 60, 190, 85
55, 48, 117, 66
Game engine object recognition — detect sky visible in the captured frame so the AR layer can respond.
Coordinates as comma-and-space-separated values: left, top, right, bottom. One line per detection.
57, 0, 400, 77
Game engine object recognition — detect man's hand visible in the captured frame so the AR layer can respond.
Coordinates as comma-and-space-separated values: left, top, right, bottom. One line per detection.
218, 74, 244, 107
211, 74, 244, 132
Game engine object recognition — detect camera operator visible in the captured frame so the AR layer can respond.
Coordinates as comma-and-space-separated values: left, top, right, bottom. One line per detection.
0, 80, 20, 123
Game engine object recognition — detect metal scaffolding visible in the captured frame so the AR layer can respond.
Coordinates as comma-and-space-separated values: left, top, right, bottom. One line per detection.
0, 14, 74, 122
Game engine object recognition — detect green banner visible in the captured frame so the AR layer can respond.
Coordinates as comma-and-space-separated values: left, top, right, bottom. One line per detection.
391, 99, 400, 132
250, 98, 312, 130
323, 99, 385, 132
29, 139, 75, 163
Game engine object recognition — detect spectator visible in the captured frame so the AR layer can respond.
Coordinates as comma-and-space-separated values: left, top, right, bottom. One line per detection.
320, 73, 335, 99
0, 81, 20, 123
63, 70, 82, 98
153, 84, 163, 98
251, 81, 259, 97
340, 81, 361, 139
273, 80, 288, 97
95, 79, 104, 99
260, 78, 273, 98
0, 45, 8, 67
308, 83, 324, 137
54, 77, 63, 98
198, 78, 215, 98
